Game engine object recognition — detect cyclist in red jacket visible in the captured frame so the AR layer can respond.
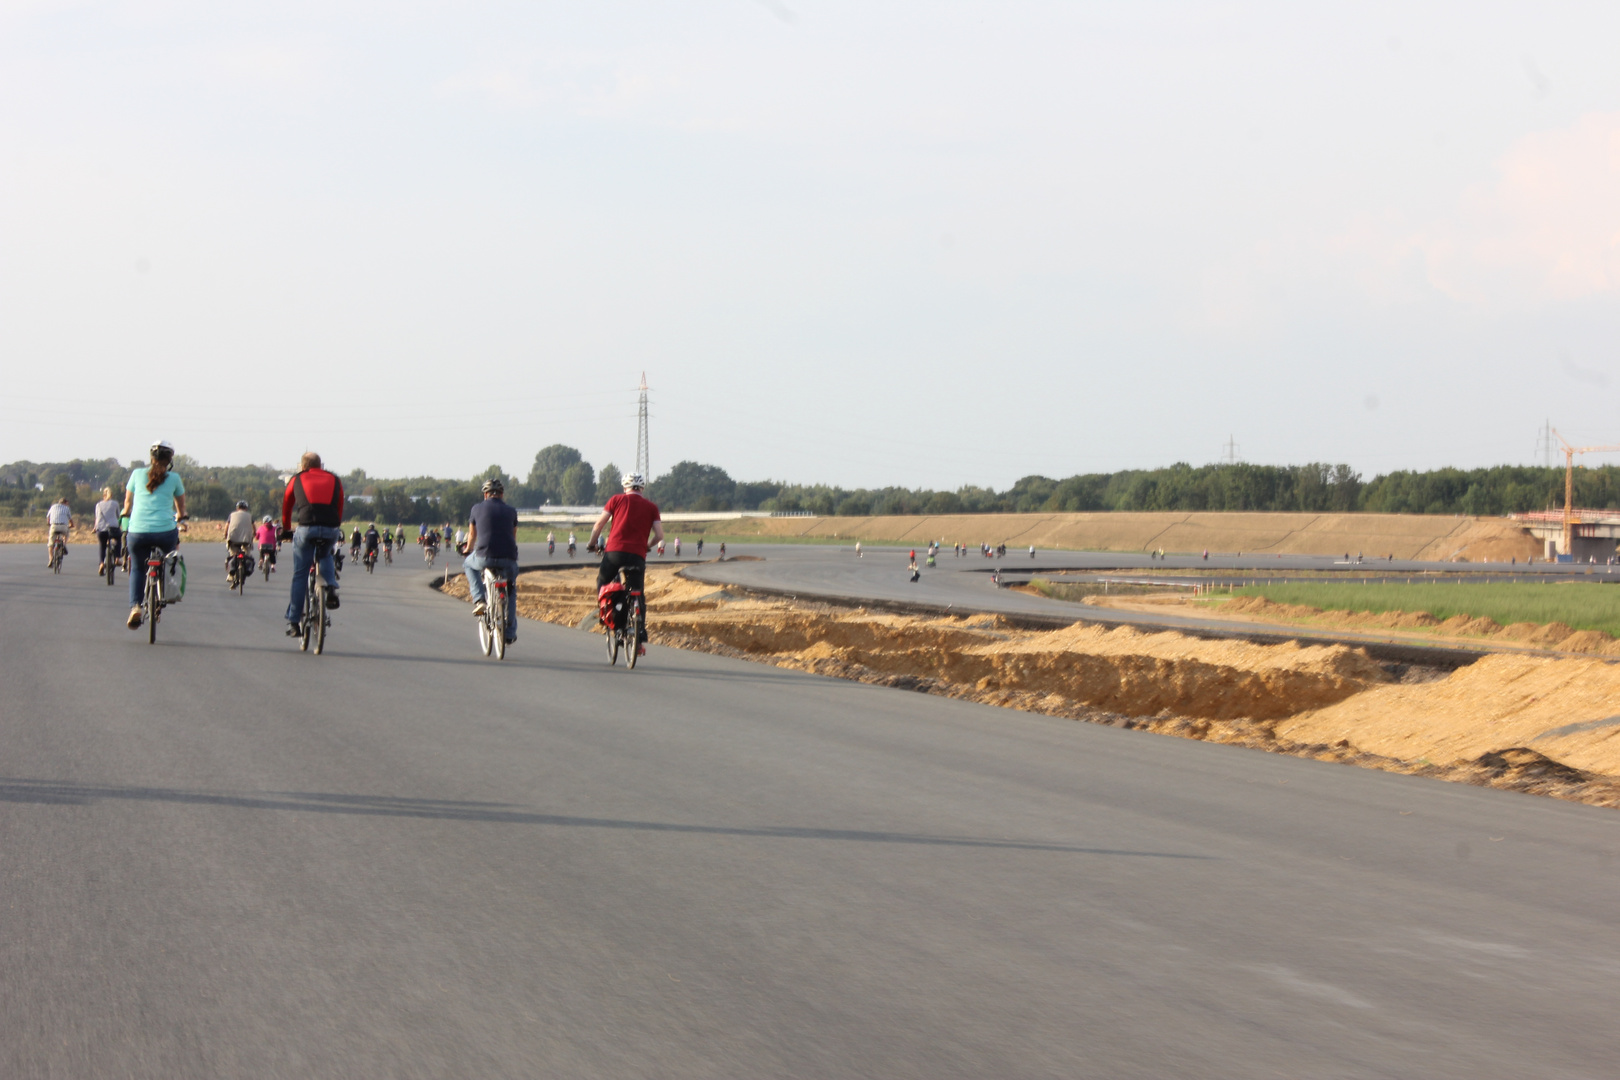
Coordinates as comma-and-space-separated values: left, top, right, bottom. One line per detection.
587, 473, 663, 654
280, 451, 344, 634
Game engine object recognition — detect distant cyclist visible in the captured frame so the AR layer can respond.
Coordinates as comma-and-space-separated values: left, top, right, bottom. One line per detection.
280, 451, 344, 636
45, 495, 73, 566
567, 531, 577, 558
349, 526, 362, 561
93, 486, 121, 576
363, 523, 380, 564
547, 530, 555, 556
587, 473, 663, 656
122, 439, 186, 630
256, 516, 279, 573
460, 478, 519, 645
225, 500, 255, 583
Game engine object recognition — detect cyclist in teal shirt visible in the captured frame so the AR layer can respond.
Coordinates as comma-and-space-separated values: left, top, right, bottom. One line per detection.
121, 439, 186, 629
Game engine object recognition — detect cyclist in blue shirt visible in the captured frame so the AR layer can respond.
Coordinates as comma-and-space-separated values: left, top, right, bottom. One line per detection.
121, 439, 186, 629
460, 478, 519, 643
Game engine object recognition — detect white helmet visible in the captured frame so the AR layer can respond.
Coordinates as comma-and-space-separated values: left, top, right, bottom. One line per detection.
622, 472, 645, 491
150, 438, 175, 459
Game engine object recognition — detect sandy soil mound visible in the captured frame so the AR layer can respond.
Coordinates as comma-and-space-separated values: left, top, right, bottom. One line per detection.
1278, 653, 1620, 778
1157, 594, 1620, 654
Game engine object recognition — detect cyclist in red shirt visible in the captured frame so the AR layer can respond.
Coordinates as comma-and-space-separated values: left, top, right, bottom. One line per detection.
587, 473, 664, 648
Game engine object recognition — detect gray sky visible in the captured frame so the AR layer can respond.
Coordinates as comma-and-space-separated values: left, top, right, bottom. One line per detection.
4, 1, 1619, 488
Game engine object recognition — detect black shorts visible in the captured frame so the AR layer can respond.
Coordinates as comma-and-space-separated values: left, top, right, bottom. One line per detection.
596, 550, 646, 594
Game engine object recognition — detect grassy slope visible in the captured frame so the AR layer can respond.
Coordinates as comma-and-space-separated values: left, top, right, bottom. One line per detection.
1226, 582, 1620, 637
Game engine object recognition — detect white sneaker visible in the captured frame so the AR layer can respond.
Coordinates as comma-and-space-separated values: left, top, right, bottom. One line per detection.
472, 600, 487, 617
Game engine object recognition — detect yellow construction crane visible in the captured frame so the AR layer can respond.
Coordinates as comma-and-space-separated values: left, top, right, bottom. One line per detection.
1553, 430, 1620, 556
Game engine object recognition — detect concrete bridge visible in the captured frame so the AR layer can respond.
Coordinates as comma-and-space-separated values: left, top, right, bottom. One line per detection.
1511, 510, 1620, 561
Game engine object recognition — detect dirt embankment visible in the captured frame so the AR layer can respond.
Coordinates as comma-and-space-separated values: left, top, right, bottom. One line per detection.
715, 511, 1542, 561
0, 520, 232, 544
1092, 592, 1620, 656
443, 566, 1620, 807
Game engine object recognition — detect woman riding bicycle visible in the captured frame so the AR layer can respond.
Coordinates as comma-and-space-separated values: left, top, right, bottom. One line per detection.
122, 439, 186, 630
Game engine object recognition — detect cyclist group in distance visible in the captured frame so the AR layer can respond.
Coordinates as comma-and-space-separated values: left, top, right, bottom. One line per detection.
58, 441, 670, 662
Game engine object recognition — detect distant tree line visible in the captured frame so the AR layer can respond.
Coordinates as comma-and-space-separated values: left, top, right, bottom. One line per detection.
644, 460, 1620, 517
7, 453, 1619, 521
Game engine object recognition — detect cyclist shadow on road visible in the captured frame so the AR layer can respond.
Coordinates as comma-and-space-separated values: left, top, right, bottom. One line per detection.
0, 778, 1209, 859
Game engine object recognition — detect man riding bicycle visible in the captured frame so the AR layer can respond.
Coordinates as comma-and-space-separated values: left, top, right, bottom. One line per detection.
280, 451, 344, 635
460, 478, 519, 644
93, 486, 121, 575
45, 495, 73, 566
122, 439, 186, 629
225, 499, 255, 583
350, 526, 362, 562
587, 472, 663, 655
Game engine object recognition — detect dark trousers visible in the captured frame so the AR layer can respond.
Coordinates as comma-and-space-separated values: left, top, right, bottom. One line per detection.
596, 550, 646, 593
97, 529, 122, 565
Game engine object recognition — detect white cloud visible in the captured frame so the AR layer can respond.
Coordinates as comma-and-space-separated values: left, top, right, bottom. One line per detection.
1415, 112, 1620, 306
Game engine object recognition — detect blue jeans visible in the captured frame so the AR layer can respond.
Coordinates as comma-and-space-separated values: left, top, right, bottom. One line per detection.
464, 554, 518, 642
127, 529, 180, 606
285, 525, 343, 622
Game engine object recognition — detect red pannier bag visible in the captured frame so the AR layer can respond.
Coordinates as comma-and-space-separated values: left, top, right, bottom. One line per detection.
597, 581, 626, 631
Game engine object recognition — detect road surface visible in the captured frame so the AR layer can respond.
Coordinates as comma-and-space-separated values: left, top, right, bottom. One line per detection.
3, 543, 1618, 1078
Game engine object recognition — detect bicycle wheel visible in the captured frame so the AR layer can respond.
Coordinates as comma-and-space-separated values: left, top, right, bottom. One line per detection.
262, 557, 271, 582
106, 554, 116, 587
492, 598, 507, 661
478, 611, 493, 656
605, 615, 619, 665
313, 582, 326, 655
145, 576, 158, 645
300, 577, 313, 652
625, 600, 641, 670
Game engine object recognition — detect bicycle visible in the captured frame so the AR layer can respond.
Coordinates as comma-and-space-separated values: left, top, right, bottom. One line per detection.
260, 547, 275, 581
424, 541, 438, 567
228, 547, 253, 595
363, 547, 377, 574
102, 533, 118, 587
383, 544, 392, 567
141, 547, 185, 645
48, 532, 67, 573
297, 537, 334, 655
475, 567, 511, 660
597, 577, 644, 670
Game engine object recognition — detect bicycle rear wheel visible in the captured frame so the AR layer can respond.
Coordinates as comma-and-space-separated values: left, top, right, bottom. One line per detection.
625, 600, 641, 670
145, 577, 158, 645
106, 554, 116, 587
313, 582, 326, 655
300, 575, 314, 652
493, 601, 507, 661
605, 617, 619, 665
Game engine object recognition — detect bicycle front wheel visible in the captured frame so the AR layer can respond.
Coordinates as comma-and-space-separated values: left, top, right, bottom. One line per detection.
605, 619, 619, 665
478, 612, 493, 656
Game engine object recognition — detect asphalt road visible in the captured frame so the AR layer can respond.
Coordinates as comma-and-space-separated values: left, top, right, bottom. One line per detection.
4, 542, 1620, 1078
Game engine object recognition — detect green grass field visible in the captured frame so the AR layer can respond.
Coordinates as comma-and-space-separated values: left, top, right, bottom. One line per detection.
1214, 582, 1620, 637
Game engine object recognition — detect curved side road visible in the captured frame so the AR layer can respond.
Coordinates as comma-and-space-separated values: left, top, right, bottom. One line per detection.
2, 545, 1617, 1079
